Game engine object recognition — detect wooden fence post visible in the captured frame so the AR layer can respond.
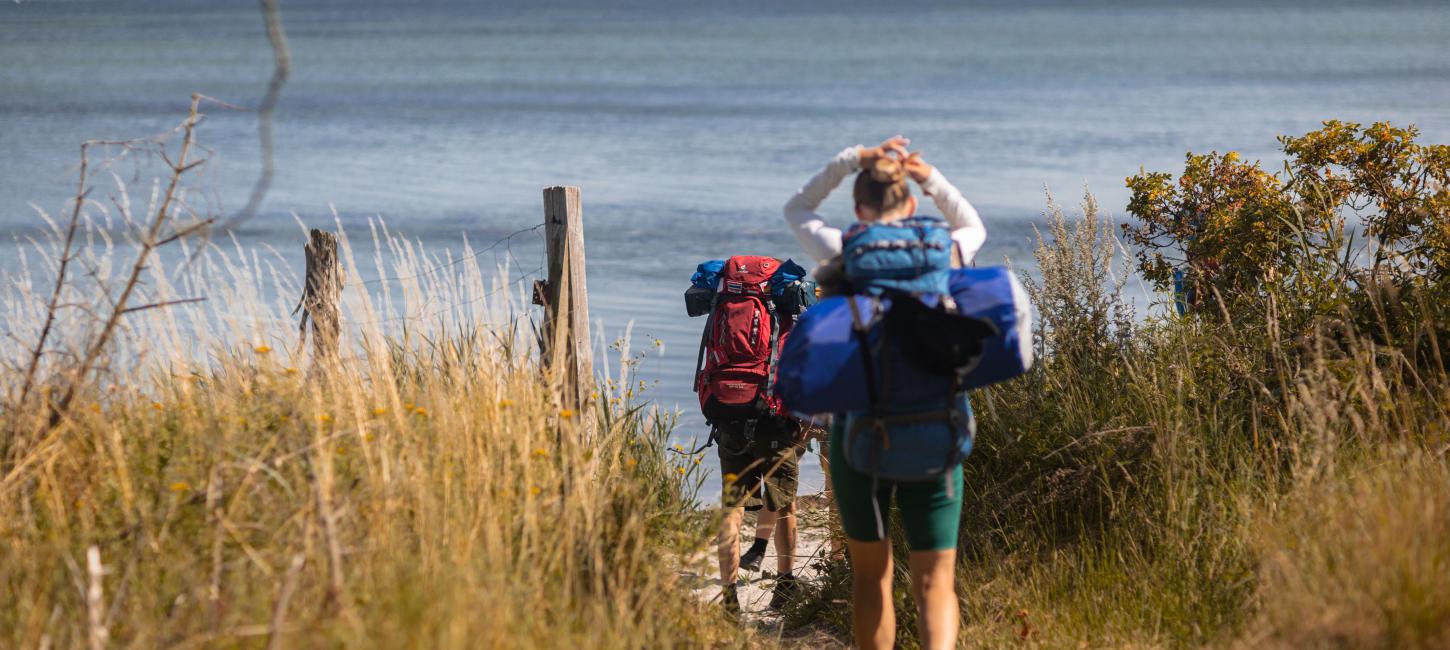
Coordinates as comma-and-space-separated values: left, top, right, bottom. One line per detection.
539, 186, 593, 408
299, 229, 342, 364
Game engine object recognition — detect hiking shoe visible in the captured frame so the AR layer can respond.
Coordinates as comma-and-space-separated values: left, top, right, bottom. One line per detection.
768, 574, 799, 610
722, 584, 741, 616
739, 546, 765, 572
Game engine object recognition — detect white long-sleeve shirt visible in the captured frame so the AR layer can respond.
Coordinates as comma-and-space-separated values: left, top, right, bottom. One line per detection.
783, 146, 986, 265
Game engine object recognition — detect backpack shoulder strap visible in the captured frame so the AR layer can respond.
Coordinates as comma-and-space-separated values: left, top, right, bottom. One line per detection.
847, 296, 883, 415
764, 298, 781, 399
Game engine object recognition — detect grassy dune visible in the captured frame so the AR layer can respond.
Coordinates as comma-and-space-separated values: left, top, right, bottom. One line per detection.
0, 199, 747, 647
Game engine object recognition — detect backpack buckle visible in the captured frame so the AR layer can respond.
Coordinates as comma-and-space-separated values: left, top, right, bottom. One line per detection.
870, 417, 891, 450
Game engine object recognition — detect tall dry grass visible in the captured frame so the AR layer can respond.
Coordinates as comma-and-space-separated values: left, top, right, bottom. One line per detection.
792, 191, 1450, 649
952, 193, 1450, 648
0, 138, 743, 648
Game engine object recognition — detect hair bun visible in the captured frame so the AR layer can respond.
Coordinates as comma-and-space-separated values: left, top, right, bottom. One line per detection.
868, 157, 906, 184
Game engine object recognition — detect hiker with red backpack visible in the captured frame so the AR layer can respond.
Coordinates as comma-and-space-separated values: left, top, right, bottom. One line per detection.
738, 418, 837, 575
685, 256, 817, 613
775, 136, 1032, 650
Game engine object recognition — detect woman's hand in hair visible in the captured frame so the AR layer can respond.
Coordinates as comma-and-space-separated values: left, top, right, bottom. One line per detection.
857, 135, 910, 170
902, 151, 935, 184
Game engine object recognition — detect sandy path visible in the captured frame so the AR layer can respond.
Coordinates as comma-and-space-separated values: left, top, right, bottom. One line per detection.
683, 494, 851, 647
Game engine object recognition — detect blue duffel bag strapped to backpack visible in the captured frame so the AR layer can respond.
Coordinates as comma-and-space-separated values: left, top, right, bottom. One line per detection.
774, 216, 1035, 482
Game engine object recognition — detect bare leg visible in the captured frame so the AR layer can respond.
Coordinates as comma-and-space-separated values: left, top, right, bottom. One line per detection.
817, 449, 843, 557
908, 549, 958, 650
846, 538, 894, 650
754, 508, 777, 542
772, 501, 797, 575
718, 506, 744, 586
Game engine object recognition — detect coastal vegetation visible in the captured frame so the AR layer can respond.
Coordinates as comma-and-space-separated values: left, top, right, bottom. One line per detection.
0, 107, 743, 648
796, 121, 1450, 648
3, 110, 1446, 648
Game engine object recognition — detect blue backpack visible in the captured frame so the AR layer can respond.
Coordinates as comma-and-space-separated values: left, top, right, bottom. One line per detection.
778, 217, 996, 482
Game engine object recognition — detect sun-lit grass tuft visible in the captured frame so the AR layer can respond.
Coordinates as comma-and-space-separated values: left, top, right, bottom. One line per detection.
0, 181, 745, 648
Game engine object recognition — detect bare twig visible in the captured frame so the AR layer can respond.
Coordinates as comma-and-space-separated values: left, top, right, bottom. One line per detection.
118, 297, 207, 315
11, 144, 90, 413
45, 95, 206, 430
225, 0, 291, 229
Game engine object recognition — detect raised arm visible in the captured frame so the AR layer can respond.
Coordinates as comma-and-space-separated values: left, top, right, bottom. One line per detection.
905, 154, 987, 265
784, 137, 913, 263
782, 145, 860, 263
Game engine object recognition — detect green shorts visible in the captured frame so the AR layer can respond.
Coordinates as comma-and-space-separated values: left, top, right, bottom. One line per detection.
717, 420, 801, 512
829, 422, 963, 551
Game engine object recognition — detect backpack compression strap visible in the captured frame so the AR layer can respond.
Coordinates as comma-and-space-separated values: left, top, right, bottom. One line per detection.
691, 292, 720, 392
846, 296, 889, 452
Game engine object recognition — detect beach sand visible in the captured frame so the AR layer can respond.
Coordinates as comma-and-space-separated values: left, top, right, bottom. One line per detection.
684, 494, 850, 647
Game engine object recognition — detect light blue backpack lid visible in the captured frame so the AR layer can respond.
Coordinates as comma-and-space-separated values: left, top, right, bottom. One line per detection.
841, 216, 954, 296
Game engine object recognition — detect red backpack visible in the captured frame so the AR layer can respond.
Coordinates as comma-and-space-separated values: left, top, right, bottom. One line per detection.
693, 256, 790, 424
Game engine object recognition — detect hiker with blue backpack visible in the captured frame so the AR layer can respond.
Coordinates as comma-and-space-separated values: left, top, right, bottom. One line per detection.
776, 136, 1032, 649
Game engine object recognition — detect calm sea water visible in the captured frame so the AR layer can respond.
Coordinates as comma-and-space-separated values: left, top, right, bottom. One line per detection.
4, 0, 1449, 496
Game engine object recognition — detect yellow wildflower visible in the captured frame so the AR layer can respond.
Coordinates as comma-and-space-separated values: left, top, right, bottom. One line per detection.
529, 486, 542, 496
90, 403, 101, 413
403, 402, 414, 411
723, 473, 738, 484
676, 467, 686, 475
371, 407, 388, 416
499, 399, 514, 408
693, 457, 702, 465
672, 444, 683, 452
284, 366, 299, 376
532, 448, 549, 457
169, 481, 191, 493
254, 345, 272, 354
364, 432, 375, 442
335, 445, 347, 456
414, 407, 429, 418
559, 409, 575, 419
151, 402, 164, 411
317, 414, 333, 423
625, 458, 638, 468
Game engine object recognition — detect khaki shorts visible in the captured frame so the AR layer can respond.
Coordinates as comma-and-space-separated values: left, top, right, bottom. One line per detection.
717, 419, 802, 512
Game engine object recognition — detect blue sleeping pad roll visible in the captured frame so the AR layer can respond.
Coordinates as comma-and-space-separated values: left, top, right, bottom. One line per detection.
947, 266, 1034, 389
775, 266, 1033, 416
774, 294, 873, 415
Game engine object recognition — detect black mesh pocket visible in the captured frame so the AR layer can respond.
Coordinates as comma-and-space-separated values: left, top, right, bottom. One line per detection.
685, 285, 714, 317
883, 296, 997, 376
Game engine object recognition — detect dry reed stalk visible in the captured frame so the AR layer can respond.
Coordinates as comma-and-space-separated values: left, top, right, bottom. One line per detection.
85, 546, 107, 650
265, 554, 306, 650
